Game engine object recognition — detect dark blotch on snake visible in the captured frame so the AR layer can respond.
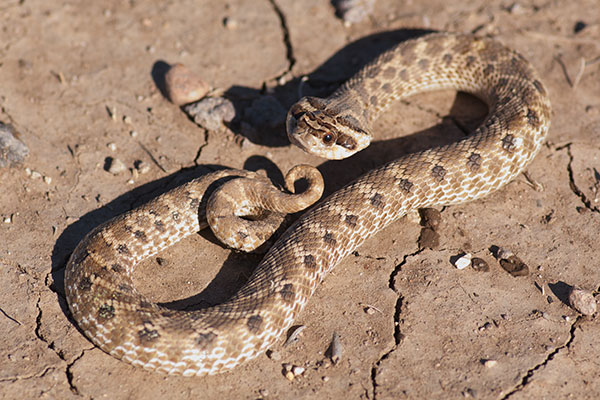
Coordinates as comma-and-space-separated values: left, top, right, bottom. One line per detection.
467, 153, 482, 171
303, 254, 317, 269
502, 135, 516, 152
134, 230, 147, 242
432, 165, 446, 181
280, 284, 295, 304
370, 193, 385, 208
383, 66, 397, 79
154, 220, 166, 233
138, 327, 160, 343
98, 304, 115, 320
247, 315, 263, 334
484, 64, 495, 75
399, 179, 413, 193
418, 58, 429, 70
526, 108, 540, 127
111, 263, 123, 273
344, 214, 358, 228
442, 53, 453, 65
117, 244, 130, 255
323, 232, 337, 247
196, 332, 217, 350
78, 276, 92, 291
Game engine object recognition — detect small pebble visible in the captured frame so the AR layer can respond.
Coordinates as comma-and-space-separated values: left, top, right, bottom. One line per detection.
184, 97, 235, 131
568, 287, 597, 316
223, 16, 238, 29
483, 359, 498, 368
266, 349, 281, 361
105, 157, 127, 175
107, 142, 117, 151
43, 176, 52, 185
129, 130, 138, 138
164, 63, 210, 106
4, 215, 12, 223
454, 253, 472, 270
327, 332, 342, 364
333, 0, 376, 24
0, 123, 29, 168
134, 160, 150, 174
30, 170, 42, 179
471, 257, 489, 272
291, 366, 305, 376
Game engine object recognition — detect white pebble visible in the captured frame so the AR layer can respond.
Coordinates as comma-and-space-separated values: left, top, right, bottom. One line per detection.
106, 157, 127, 175
292, 366, 305, 376
454, 253, 472, 269
484, 359, 498, 368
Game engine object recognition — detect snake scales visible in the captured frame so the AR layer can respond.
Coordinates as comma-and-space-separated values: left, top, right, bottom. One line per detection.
65, 32, 551, 376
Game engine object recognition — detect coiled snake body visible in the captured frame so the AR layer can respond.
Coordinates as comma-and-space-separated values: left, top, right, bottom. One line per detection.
65, 33, 551, 376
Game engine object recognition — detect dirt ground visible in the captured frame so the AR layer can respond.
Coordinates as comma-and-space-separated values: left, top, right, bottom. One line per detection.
1, 0, 599, 399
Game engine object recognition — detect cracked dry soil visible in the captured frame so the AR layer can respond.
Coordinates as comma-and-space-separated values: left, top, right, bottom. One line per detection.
1, 1, 599, 399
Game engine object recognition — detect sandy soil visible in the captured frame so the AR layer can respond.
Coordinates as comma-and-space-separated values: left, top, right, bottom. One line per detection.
1, 0, 599, 399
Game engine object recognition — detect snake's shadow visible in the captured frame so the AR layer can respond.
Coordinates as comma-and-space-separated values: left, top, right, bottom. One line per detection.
52, 28, 490, 319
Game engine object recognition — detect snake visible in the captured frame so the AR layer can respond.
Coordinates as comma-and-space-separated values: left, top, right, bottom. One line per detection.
64, 32, 551, 376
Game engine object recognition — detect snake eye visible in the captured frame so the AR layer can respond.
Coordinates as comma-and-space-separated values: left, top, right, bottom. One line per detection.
322, 133, 334, 144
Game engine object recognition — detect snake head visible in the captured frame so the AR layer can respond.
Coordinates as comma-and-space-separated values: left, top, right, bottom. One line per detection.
286, 96, 371, 160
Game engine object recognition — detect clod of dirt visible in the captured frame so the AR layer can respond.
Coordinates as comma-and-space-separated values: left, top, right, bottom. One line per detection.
184, 97, 235, 131
418, 227, 440, 249
0, 123, 29, 168
471, 257, 489, 272
499, 255, 529, 277
333, 0, 375, 23
419, 208, 442, 229
165, 63, 210, 105
568, 287, 597, 315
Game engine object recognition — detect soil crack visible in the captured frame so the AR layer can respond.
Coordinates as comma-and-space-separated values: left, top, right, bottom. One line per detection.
500, 316, 580, 399
565, 143, 600, 213
266, 0, 296, 80
369, 249, 423, 399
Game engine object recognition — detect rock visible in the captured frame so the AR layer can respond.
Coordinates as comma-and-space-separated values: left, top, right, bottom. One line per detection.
184, 97, 235, 131
0, 123, 29, 168
164, 63, 210, 105
568, 288, 597, 315
333, 0, 376, 24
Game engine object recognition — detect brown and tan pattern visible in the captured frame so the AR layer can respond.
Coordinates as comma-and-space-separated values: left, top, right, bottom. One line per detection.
64, 32, 551, 376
